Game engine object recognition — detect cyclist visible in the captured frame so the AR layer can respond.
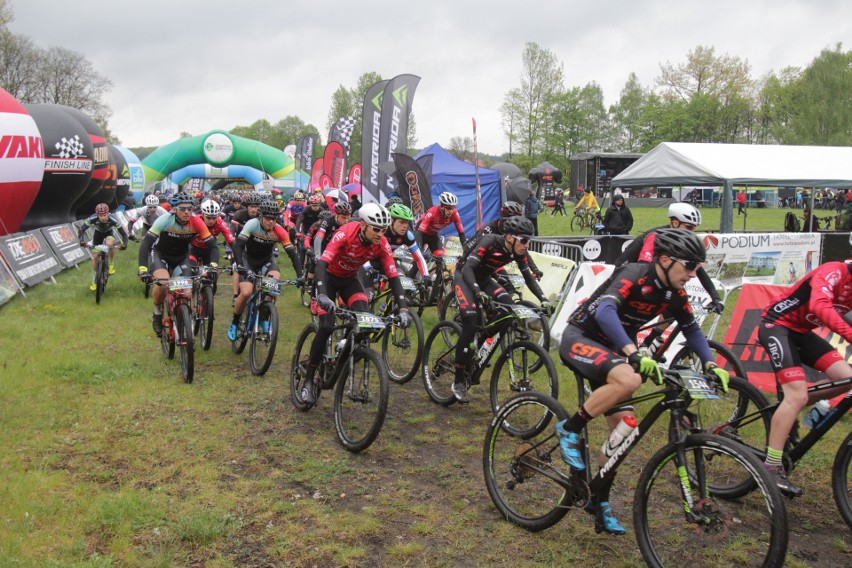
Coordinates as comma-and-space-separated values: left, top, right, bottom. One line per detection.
125, 194, 168, 240
575, 187, 599, 214
462, 200, 544, 280
413, 191, 466, 258
77, 202, 128, 289
757, 261, 852, 497
554, 228, 729, 535
300, 202, 413, 405
309, 200, 352, 259
228, 200, 304, 341
221, 193, 243, 222
229, 193, 262, 301
452, 215, 551, 404
138, 193, 215, 334
616, 202, 725, 316
189, 199, 235, 270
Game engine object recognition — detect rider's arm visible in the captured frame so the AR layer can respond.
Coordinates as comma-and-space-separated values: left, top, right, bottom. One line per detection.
313, 226, 327, 258
696, 266, 722, 304
517, 257, 547, 302
593, 299, 634, 354
231, 235, 247, 267
138, 232, 156, 267
377, 242, 408, 310
810, 267, 852, 343
452, 210, 466, 242
314, 259, 329, 297
274, 225, 303, 278
461, 256, 482, 295
405, 230, 429, 277
217, 219, 235, 244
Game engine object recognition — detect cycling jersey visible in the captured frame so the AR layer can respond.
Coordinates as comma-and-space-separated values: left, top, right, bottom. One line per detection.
283, 201, 305, 227
415, 205, 465, 236
77, 213, 128, 246
462, 219, 541, 276
383, 226, 428, 276
232, 217, 299, 270
458, 233, 545, 302
125, 206, 168, 234
311, 218, 348, 258
139, 212, 213, 263
295, 206, 323, 236
318, 221, 398, 281
191, 215, 235, 249
576, 192, 599, 211
230, 207, 258, 235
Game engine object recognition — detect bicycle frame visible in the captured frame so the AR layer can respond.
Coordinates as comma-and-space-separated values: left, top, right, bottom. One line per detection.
319, 311, 385, 393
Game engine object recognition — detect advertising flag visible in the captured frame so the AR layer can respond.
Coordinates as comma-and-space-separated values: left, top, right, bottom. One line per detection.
391, 152, 432, 220
348, 163, 362, 186
323, 141, 347, 190
377, 74, 420, 198
296, 134, 317, 188
360, 79, 389, 204
328, 116, 357, 156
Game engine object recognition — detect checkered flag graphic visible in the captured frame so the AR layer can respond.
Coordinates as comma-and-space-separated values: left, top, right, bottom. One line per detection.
329, 115, 357, 152
55, 135, 85, 159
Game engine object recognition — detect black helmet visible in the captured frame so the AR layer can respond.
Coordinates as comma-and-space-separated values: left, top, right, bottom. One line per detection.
500, 201, 524, 218
385, 196, 404, 206
319, 210, 334, 220
501, 215, 534, 237
244, 192, 262, 206
334, 200, 352, 215
653, 228, 706, 263
258, 200, 279, 218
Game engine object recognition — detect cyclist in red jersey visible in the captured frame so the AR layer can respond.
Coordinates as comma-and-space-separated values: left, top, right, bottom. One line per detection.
757, 261, 852, 496
413, 191, 466, 257
299, 202, 412, 405
189, 199, 235, 268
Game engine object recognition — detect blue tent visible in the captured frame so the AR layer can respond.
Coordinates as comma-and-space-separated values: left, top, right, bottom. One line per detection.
414, 143, 500, 237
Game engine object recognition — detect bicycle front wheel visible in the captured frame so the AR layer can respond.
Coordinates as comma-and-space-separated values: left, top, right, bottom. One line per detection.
230, 307, 250, 354
832, 430, 852, 530
570, 213, 583, 232
290, 323, 319, 411
196, 286, 215, 351
381, 309, 424, 384
422, 321, 462, 406
489, 340, 558, 436
634, 433, 788, 568
483, 392, 578, 532
176, 303, 194, 383
249, 301, 279, 376
333, 347, 389, 453
160, 316, 175, 359
95, 256, 107, 304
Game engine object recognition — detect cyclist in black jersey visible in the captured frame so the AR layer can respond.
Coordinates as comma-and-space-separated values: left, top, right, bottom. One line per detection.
452, 216, 550, 403
229, 193, 261, 300
555, 227, 729, 535
462, 201, 543, 279
77, 203, 128, 290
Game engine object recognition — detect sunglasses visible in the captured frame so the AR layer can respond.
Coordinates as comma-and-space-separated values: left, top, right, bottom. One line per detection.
514, 235, 532, 245
203, 215, 218, 220
671, 257, 700, 271
680, 223, 696, 231
367, 225, 387, 234
261, 215, 278, 220
175, 206, 193, 212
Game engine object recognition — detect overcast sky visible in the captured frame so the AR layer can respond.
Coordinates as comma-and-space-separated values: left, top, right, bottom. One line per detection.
8, 0, 850, 156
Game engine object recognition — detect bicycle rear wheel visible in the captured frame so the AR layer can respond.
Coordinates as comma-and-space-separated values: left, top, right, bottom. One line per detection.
176, 303, 194, 383
422, 321, 462, 406
249, 301, 279, 376
334, 347, 389, 453
832, 430, 852, 530
381, 309, 424, 384
634, 433, 787, 568
483, 392, 580, 532
290, 323, 320, 411
160, 315, 175, 359
300, 277, 313, 307
195, 286, 215, 351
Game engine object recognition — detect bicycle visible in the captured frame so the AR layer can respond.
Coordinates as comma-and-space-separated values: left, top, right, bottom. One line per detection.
87, 243, 111, 304
290, 308, 391, 453
369, 273, 424, 384
191, 265, 226, 351
230, 270, 298, 376
412, 250, 457, 316
482, 367, 788, 568
422, 296, 558, 411
154, 275, 198, 384
570, 206, 596, 233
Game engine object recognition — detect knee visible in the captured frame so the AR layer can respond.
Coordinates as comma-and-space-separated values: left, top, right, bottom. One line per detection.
610, 367, 642, 395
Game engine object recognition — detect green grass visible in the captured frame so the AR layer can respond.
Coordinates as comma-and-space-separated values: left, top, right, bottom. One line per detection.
0, 210, 849, 566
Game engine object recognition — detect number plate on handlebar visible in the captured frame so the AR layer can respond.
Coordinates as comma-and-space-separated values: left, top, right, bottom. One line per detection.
510, 305, 538, 319
443, 256, 458, 271
260, 277, 282, 296
679, 370, 719, 400
398, 276, 417, 291
505, 273, 526, 289
168, 277, 193, 291
92, 244, 110, 254
355, 312, 386, 330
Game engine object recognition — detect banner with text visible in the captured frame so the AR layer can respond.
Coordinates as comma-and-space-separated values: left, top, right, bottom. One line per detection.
391, 152, 432, 220
360, 79, 389, 204
0, 254, 19, 305
41, 223, 88, 268
0, 230, 62, 286
377, 74, 420, 199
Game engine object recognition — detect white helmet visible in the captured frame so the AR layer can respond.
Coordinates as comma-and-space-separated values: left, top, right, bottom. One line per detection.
439, 192, 458, 207
359, 202, 391, 228
144, 194, 159, 207
200, 199, 221, 216
667, 202, 702, 226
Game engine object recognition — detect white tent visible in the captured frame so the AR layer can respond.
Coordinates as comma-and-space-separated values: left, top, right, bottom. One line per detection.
612, 142, 852, 231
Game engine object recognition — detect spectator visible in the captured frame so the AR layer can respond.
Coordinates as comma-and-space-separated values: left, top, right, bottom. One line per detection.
525, 191, 541, 235
551, 189, 566, 216
736, 190, 746, 215
602, 195, 633, 235
755, 190, 765, 209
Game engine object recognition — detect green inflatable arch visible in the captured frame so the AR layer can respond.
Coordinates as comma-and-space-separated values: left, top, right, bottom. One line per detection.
141, 130, 294, 183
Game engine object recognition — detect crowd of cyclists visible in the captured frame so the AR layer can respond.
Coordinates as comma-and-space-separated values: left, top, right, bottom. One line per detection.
78, 186, 852, 551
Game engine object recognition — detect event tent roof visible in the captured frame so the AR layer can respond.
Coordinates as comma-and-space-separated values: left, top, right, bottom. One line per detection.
611, 142, 852, 188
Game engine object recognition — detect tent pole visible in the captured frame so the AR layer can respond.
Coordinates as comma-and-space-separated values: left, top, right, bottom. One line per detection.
720, 181, 733, 233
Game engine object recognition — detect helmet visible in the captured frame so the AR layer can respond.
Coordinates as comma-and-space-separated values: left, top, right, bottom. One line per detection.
501, 215, 535, 237
95, 203, 109, 215
667, 203, 702, 226
231, 193, 242, 202
334, 200, 352, 215
359, 202, 391, 228
170, 193, 193, 206
319, 210, 334, 221
386, 196, 404, 207
144, 194, 159, 207
194, 191, 203, 199
200, 199, 220, 216
158, 195, 168, 203
653, 228, 707, 263
388, 203, 413, 221
243, 192, 262, 206
439, 192, 458, 207
258, 200, 280, 218
308, 194, 323, 205
500, 201, 524, 218
293, 191, 305, 201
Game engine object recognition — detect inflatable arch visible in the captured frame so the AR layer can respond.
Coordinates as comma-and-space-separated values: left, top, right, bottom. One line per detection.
169, 164, 266, 188
142, 130, 294, 188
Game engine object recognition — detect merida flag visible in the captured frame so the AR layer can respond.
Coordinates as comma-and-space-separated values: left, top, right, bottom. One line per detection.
360, 79, 389, 204
377, 74, 420, 199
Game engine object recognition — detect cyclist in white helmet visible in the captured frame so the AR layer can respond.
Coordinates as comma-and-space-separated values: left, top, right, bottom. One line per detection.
413, 191, 466, 258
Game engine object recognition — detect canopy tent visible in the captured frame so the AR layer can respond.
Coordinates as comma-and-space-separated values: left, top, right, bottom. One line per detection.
414, 143, 501, 235
612, 142, 852, 232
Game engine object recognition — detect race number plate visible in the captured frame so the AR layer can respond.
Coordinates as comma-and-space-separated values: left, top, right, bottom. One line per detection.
168, 277, 193, 291
510, 305, 538, 319
506, 273, 526, 289
443, 255, 458, 271
679, 370, 719, 400
355, 312, 386, 330
260, 277, 281, 296
399, 276, 417, 291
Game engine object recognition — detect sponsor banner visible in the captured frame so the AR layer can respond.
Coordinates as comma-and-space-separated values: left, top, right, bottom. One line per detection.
0, 253, 19, 305
322, 141, 347, 189
41, 223, 87, 267
296, 134, 317, 185
309, 160, 324, 190
328, 115, 356, 156
347, 163, 362, 186
391, 152, 432, 220
360, 79, 389, 204
377, 74, 420, 198
550, 263, 614, 343
0, 230, 62, 286
503, 252, 575, 305
319, 174, 332, 190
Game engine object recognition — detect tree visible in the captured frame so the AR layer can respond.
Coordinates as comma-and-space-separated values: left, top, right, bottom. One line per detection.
515, 42, 564, 157
609, 73, 648, 152
326, 84, 355, 135
788, 44, 852, 145
0, 30, 39, 101
753, 67, 800, 144
500, 88, 523, 160
0, 0, 12, 28
447, 136, 473, 161
229, 115, 318, 150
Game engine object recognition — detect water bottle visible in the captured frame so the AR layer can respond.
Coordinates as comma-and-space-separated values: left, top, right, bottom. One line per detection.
601, 415, 638, 459
802, 399, 832, 429
335, 339, 346, 354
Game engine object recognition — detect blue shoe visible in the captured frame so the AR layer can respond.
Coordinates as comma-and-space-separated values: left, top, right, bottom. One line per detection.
555, 420, 586, 471
227, 323, 239, 341
587, 501, 626, 535
261, 320, 270, 334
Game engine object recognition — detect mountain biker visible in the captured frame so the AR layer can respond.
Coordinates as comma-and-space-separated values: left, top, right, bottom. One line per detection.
452, 215, 551, 404
299, 202, 412, 405
757, 261, 852, 497
125, 194, 168, 239
555, 228, 730, 535
189, 199, 235, 269
228, 200, 304, 341
576, 187, 599, 212
77, 202, 128, 289
138, 193, 214, 335
413, 192, 466, 258
462, 200, 544, 281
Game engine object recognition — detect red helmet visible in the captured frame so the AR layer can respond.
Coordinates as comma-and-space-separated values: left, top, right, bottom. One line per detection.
95, 203, 109, 215
308, 194, 323, 205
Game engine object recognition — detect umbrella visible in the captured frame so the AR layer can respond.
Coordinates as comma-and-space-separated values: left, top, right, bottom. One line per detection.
342, 183, 362, 196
